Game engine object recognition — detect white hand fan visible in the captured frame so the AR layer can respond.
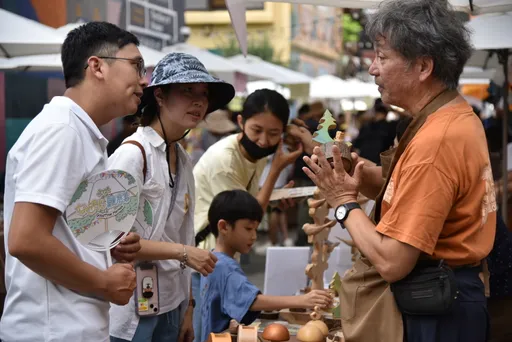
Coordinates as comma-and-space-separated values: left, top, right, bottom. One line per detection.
66, 170, 140, 266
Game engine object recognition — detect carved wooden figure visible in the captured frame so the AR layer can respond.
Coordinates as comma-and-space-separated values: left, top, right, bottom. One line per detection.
301, 112, 352, 322
302, 189, 339, 321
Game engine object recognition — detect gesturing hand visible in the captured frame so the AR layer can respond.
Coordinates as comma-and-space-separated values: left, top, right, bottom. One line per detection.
302, 145, 364, 208
271, 140, 304, 172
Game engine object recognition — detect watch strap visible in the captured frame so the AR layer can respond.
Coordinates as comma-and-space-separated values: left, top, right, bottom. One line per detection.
344, 202, 361, 212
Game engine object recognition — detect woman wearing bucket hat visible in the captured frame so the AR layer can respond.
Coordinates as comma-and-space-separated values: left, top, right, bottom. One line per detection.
107, 52, 235, 342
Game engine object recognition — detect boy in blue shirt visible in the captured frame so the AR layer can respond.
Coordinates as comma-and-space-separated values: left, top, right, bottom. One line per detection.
200, 190, 332, 341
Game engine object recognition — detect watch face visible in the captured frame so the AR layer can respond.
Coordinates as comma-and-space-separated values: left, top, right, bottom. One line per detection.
336, 206, 347, 221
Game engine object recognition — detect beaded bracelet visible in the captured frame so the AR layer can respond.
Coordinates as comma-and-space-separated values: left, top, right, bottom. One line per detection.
180, 244, 188, 271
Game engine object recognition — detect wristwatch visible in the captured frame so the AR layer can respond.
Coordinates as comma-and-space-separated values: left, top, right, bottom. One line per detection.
334, 202, 361, 226
189, 298, 196, 308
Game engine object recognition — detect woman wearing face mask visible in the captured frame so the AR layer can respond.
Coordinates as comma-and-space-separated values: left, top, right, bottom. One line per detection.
107, 53, 235, 342
191, 89, 312, 341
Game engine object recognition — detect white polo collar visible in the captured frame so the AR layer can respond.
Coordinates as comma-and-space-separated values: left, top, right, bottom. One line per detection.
51, 96, 108, 145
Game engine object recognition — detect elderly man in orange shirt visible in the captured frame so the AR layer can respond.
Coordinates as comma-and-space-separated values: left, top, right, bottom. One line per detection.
303, 0, 496, 341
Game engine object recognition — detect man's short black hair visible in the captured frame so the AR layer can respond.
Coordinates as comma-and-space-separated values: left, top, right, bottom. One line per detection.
61, 21, 140, 88
208, 190, 263, 238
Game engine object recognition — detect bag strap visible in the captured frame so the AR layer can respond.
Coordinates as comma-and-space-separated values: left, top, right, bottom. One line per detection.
374, 89, 459, 223
122, 140, 147, 183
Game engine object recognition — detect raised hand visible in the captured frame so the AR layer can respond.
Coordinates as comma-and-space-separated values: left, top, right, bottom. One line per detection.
303, 145, 364, 208
271, 140, 304, 172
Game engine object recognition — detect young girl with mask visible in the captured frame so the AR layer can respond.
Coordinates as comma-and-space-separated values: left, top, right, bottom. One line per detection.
107, 53, 235, 342
191, 89, 313, 342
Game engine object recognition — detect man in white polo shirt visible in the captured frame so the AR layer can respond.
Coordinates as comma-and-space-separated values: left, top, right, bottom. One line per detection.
0, 22, 147, 342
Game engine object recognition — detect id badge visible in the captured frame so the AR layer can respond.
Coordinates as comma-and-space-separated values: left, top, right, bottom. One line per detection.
135, 262, 160, 316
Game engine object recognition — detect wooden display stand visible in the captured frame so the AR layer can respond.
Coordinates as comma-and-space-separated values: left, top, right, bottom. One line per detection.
278, 111, 351, 342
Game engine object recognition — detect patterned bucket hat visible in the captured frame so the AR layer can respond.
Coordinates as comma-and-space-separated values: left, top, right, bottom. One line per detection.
140, 52, 235, 115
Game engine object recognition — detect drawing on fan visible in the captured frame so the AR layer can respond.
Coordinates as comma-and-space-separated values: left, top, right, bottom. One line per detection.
66, 170, 140, 253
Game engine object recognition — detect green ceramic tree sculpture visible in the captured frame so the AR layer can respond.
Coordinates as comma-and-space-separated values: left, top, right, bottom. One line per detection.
312, 109, 337, 144
329, 271, 342, 319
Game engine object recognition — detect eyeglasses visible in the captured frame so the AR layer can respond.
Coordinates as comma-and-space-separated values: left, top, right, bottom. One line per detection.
84, 56, 147, 78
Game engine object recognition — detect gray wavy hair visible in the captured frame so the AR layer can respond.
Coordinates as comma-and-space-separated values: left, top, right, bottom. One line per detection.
366, 0, 473, 90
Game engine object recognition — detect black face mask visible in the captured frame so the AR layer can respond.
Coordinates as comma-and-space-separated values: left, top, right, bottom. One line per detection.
240, 132, 279, 160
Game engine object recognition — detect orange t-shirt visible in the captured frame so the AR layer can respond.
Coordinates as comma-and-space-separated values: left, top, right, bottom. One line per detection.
376, 101, 497, 266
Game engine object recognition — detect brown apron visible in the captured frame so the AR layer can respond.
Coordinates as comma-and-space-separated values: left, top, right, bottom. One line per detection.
339, 90, 459, 342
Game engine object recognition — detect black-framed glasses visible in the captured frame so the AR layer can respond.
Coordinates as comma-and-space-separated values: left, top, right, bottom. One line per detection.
84, 56, 147, 78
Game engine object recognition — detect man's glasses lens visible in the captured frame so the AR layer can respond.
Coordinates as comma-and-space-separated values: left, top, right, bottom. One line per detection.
137, 60, 147, 78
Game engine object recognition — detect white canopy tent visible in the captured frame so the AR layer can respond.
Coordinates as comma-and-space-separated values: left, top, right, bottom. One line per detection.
0, 8, 62, 57
309, 74, 380, 99
246, 80, 291, 99
459, 66, 496, 85
309, 75, 348, 99
162, 43, 271, 87
229, 54, 312, 98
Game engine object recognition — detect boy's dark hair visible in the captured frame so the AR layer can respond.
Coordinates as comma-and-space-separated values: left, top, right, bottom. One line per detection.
242, 89, 290, 127
208, 190, 263, 238
62, 21, 140, 88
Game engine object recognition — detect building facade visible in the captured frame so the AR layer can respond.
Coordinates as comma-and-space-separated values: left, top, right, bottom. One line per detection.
290, 4, 343, 77
184, 1, 292, 65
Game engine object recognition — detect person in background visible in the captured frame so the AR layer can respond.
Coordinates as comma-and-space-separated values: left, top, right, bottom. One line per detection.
1, 22, 143, 342
107, 114, 139, 156
200, 190, 332, 341
292, 104, 318, 246
188, 108, 238, 166
352, 98, 395, 165
255, 144, 295, 254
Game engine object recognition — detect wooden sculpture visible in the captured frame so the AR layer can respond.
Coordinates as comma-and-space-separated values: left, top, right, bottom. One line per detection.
302, 115, 354, 322
303, 189, 337, 292
303, 188, 338, 321
237, 325, 258, 342
207, 332, 232, 342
